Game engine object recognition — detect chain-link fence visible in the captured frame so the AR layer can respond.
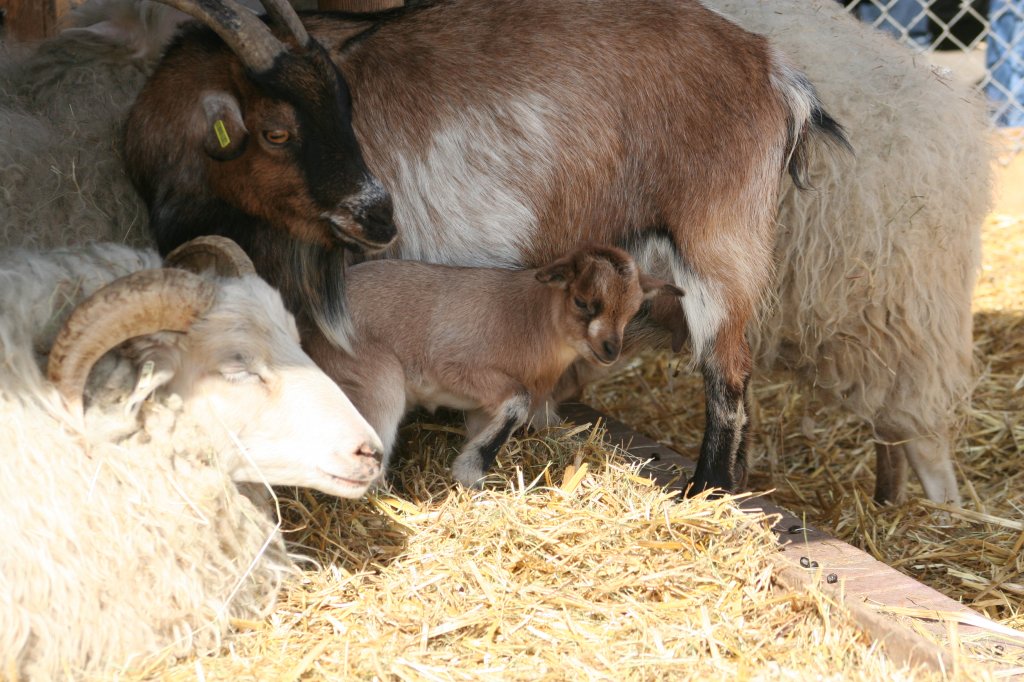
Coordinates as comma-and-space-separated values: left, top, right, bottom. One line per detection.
841, 0, 1023, 155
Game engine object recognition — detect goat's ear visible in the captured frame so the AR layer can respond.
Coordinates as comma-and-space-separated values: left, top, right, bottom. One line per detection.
535, 256, 575, 288
648, 296, 690, 353
639, 273, 685, 301
200, 92, 249, 161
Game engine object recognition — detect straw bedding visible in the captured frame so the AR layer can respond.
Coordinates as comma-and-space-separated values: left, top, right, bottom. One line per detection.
585, 214, 1024, 668
121, 215, 1020, 682
127, 423, 982, 680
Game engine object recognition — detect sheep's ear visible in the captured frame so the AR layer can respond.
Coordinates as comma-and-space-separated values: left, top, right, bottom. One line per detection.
639, 273, 684, 301
60, 3, 189, 61
120, 333, 182, 416
61, 21, 134, 46
200, 92, 249, 161
535, 256, 575, 288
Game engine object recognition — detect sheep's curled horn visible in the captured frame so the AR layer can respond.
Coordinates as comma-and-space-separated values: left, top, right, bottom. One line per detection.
149, 0, 311, 73
47, 236, 255, 416
165, 234, 257, 277
46, 270, 217, 417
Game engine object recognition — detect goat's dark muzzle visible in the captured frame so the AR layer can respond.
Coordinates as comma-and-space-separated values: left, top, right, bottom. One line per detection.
353, 199, 397, 248
328, 180, 397, 252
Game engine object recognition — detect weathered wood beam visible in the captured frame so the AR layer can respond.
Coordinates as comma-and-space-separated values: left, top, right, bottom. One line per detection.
2, 0, 72, 42
317, 0, 403, 10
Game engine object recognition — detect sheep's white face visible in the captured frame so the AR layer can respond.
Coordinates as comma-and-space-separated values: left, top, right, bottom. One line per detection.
165, 277, 384, 498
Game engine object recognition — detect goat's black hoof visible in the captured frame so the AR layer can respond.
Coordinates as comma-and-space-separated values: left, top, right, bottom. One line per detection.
684, 477, 732, 499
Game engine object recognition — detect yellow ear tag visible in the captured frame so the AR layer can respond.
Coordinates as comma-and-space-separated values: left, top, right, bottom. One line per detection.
213, 119, 231, 148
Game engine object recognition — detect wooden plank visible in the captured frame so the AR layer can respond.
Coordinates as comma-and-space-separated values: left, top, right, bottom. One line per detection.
2, 0, 72, 42
318, 0, 403, 10
560, 402, 1024, 673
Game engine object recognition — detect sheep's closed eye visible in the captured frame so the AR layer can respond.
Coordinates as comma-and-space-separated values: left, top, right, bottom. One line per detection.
219, 355, 263, 384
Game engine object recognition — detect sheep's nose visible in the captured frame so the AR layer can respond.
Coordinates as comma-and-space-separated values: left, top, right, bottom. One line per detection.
355, 441, 383, 463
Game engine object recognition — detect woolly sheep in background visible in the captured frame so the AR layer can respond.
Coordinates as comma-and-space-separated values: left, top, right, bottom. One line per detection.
707, 0, 991, 504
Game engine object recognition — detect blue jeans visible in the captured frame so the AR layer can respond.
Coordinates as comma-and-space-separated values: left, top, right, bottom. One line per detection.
987, 0, 1024, 126
857, 0, 932, 47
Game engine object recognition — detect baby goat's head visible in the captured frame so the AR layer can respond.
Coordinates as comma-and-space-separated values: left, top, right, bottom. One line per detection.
536, 245, 684, 366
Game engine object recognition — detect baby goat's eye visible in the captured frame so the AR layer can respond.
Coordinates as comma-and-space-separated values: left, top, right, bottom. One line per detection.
574, 297, 588, 311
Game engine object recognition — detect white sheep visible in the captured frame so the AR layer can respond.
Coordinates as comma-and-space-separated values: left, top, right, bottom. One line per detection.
0, 236, 382, 678
304, 245, 683, 488
700, 0, 991, 505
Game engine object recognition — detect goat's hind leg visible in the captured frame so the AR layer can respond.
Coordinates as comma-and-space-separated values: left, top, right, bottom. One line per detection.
451, 385, 531, 488
628, 230, 755, 496
656, 261, 752, 496
689, 323, 752, 496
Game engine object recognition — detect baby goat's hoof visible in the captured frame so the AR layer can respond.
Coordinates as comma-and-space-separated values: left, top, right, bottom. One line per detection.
451, 451, 488, 488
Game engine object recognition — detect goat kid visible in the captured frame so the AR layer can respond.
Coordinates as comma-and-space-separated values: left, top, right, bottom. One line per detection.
305, 246, 683, 488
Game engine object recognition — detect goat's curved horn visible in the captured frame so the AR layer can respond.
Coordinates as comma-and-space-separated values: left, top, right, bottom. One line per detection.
152, 0, 287, 73
47, 269, 217, 416
165, 235, 257, 277
260, 0, 311, 49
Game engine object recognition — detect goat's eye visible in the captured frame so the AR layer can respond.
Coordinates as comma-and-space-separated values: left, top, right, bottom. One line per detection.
263, 129, 290, 146
574, 297, 588, 311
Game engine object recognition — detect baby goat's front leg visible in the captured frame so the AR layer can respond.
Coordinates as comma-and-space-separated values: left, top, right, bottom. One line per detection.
450, 384, 531, 488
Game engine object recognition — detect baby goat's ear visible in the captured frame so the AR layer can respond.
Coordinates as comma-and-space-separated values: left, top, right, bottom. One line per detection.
639, 273, 685, 301
535, 256, 575, 288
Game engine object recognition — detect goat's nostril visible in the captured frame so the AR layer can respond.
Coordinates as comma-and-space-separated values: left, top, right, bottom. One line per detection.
356, 442, 383, 463
353, 204, 396, 245
603, 340, 618, 358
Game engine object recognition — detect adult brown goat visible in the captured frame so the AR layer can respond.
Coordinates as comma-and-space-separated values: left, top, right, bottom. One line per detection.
124, 0, 849, 496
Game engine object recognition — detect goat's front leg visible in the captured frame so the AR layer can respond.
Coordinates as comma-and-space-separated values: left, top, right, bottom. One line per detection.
449, 376, 531, 488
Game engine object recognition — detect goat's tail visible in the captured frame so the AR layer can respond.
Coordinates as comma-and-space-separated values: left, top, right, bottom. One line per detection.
770, 52, 853, 190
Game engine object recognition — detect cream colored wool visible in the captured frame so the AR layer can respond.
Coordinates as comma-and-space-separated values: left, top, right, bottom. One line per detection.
707, 0, 991, 454
0, 242, 292, 680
